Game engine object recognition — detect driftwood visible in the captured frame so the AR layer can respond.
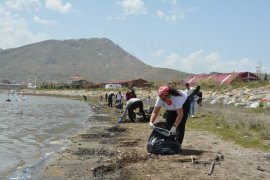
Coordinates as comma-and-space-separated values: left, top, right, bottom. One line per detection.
177, 158, 219, 165
177, 152, 224, 175
208, 159, 216, 175
208, 152, 224, 175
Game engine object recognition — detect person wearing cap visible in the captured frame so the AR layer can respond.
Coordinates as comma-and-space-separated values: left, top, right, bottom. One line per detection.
149, 86, 187, 147
149, 85, 201, 147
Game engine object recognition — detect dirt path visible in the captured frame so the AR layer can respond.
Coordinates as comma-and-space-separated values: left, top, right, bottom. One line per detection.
35, 102, 270, 180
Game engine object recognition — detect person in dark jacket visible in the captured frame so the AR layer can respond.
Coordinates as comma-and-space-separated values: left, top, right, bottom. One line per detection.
108, 93, 115, 107
105, 93, 108, 102
125, 88, 137, 101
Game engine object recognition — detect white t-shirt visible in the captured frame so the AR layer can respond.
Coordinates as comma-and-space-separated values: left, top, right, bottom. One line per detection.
116, 93, 122, 100
185, 87, 195, 96
126, 98, 141, 105
185, 87, 199, 101
155, 90, 187, 110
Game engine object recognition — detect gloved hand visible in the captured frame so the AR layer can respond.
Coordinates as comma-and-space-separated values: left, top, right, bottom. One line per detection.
149, 122, 154, 129
169, 125, 177, 135
118, 117, 123, 123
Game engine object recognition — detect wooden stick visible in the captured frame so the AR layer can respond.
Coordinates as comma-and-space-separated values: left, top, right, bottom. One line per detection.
191, 155, 194, 163
208, 160, 215, 175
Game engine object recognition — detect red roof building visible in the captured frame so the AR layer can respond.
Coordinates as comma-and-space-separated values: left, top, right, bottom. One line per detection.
186, 72, 259, 86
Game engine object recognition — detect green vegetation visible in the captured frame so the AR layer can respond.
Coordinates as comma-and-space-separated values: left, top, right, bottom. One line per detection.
197, 79, 270, 91
231, 80, 270, 89
197, 79, 227, 90
188, 112, 270, 152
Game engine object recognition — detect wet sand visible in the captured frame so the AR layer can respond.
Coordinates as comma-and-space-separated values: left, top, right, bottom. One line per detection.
32, 100, 154, 179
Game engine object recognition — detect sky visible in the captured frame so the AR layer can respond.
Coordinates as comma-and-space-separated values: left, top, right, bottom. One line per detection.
0, 0, 270, 74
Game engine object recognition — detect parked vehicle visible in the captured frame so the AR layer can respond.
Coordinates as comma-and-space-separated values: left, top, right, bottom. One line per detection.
105, 84, 121, 89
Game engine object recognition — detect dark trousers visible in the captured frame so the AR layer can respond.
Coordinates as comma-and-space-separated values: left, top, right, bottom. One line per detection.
165, 97, 191, 145
165, 87, 200, 145
108, 100, 113, 107
127, 101, 146, 122
115, 99, 122, 104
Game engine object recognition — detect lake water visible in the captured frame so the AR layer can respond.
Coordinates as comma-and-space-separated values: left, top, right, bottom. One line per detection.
0, 93, 92, 179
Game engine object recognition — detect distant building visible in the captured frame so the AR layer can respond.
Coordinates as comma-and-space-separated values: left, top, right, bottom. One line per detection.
101, 78, 153, 88
71, 79, 94, 89
0, 80, 23, 89
185, 72, 260, 86
69, 74, 93, 88
0, 80, 11, 84
104, 84, 122, 89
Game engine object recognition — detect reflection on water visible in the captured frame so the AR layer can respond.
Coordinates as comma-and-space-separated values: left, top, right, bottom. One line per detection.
0, 93, 92, 179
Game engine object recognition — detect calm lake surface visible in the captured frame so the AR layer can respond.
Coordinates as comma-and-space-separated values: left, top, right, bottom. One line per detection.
0, 93, 92, 179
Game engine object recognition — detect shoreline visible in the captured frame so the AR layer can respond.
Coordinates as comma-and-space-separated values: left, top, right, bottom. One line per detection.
31, 98, 153, 179
3, 89, 270, 179
32, 95, 270, 179
1, 93, 92, 179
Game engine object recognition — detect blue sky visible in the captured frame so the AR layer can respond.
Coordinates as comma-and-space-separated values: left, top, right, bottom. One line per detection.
1, 0, 270, 74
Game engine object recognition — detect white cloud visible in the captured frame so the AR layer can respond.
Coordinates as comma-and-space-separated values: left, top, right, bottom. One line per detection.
106, 15, 126, 20
162, 0, 178, 5
156, 10, 165, 18
156, 8, 185, 22
117, 0, 147, 15
4, 0, 41, 12
45, 0, 78, 14
151, 49, 166, 57
33, 16, 57, 26
156, 50, 259, 74
0, 6, 47, 49
157, 1, 196, 22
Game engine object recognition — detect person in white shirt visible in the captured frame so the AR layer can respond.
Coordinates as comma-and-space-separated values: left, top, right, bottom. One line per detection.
149, 86, 187, 145
115, 91, 123, 104
149, 85, 200, 148
146, 95, 151, 110
185, 83, 198, 118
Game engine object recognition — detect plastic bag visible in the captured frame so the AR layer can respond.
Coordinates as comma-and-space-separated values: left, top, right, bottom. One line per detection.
115, 102, 123, 109
147, 122, 181, 155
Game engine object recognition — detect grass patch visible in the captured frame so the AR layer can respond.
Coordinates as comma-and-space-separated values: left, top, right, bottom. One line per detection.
188, 113, 270, 152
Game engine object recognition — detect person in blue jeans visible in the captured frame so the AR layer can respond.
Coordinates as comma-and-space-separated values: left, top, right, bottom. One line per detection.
185, 83, 198, 118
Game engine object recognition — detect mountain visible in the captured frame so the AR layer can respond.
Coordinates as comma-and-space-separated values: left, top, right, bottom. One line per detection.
0, 38, 190, 84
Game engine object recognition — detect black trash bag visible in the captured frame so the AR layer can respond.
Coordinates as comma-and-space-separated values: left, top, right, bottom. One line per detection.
115, 102, 123, 109
147, 122, 181, 155
138, 114, 150, 122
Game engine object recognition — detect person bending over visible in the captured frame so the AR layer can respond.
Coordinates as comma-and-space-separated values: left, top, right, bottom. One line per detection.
149, 85, 200, 148
120, 98, 146, 122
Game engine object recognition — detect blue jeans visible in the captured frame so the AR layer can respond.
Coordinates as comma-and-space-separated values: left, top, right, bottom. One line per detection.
189, 99, 196, 116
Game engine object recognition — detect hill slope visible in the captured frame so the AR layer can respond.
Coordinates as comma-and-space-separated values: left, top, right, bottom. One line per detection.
0, 38, 190, 83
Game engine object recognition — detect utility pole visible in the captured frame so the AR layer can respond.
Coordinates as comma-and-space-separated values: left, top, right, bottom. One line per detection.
256, 66, 261, 80
73, 63, 76, 76
34, 73, 37, 88
27, 73, 30, 86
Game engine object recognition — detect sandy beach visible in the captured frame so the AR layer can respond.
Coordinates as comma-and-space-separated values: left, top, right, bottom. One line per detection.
23, 91, 270, 180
